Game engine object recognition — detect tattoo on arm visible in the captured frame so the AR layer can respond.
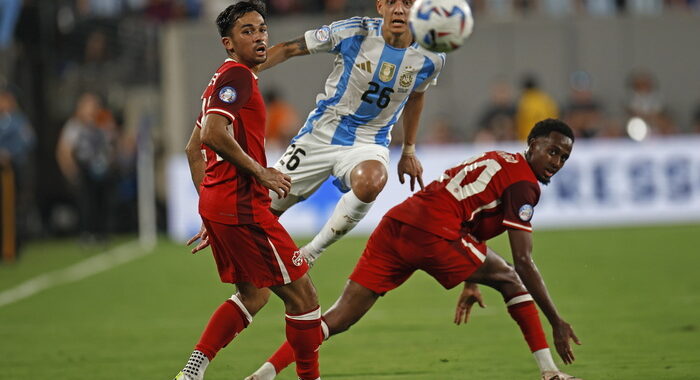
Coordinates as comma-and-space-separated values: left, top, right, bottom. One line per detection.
283, 36, 309, 55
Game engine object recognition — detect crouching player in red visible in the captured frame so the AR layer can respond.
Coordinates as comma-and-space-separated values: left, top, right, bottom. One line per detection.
247, 119, 582, 380
172, 2, 322, 380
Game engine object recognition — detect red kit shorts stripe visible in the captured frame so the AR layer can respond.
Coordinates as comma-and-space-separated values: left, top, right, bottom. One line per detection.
349, 217, 487, 294
202, 217, 309, 288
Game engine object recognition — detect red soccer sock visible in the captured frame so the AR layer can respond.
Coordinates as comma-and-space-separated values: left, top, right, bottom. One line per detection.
285, 306, 322, 380
267, 340, 295, 374
506, 293, 549, 352
195, 298, 251, 360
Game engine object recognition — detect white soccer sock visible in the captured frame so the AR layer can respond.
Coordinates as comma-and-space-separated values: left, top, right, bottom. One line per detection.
249, 362, 277, 380
320, 319, 330, 340
533, 348, 559, 373
304, 190, 373, 261
181, 350, 209, 380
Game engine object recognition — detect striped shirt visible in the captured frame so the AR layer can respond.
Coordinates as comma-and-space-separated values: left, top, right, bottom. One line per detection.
292, 17, 446, 147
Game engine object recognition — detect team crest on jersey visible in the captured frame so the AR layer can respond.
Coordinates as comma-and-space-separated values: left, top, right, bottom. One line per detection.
315, 26, 330, 42
292, 250, 306, 267
399, 67, 416, 88
218, 86, 237, 103
518, 204, 534, 222
379, 62, 396, 82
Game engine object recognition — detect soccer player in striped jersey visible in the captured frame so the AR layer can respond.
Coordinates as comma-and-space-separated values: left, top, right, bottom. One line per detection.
247, 119, 582, 380
173, 3, 322, 380
255, 0, 445, 263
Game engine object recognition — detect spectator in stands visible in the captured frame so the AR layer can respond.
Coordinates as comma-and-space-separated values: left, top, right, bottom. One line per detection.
56, 92, 118, 244
625, 70, 678, 136
563, 71, 606, 139
0, 88, 34, 170
0, 0, 21, 80
0, 87, 35, 255
516, 74, 559, 140
264, 89, 299, 150
473, 79, 517, 142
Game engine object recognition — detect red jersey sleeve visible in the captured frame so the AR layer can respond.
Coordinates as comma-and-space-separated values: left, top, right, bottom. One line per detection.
206, 66, 254, 122
501, 181, 539, 232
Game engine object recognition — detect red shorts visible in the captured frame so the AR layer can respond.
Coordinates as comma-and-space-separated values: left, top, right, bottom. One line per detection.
202, 216, 308, 288
349, 217, 487, 294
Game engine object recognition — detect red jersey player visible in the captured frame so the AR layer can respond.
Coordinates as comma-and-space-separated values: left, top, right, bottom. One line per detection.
247, 119, 582, 380
173, 2, 322, 380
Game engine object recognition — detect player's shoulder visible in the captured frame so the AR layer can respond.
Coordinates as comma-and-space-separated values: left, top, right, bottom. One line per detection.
216, 60, 255, 83
219, 60, 253, 75
410, 43, 446, 60
328, 16, 382, 37
487, 150, 521, 164
486, 151, 534, 176
409, 43, 446, 65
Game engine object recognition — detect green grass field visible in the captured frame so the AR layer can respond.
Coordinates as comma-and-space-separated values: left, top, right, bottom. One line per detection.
1, 224, 699, 379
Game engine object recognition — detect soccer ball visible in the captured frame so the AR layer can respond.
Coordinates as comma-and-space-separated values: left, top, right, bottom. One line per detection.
409, 0, 474, 53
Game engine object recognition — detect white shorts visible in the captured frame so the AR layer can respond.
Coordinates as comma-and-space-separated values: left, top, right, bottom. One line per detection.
270, 133, 390, 212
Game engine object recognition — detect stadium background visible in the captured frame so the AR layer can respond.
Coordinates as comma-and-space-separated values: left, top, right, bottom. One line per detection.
1, 1, 699, 379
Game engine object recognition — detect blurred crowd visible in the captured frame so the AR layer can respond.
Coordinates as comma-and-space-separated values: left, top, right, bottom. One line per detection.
420, 69, 700, 145
1, 0, 700, 258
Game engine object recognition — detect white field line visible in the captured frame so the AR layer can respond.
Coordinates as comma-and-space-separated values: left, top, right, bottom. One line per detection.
0, 241, 151, 308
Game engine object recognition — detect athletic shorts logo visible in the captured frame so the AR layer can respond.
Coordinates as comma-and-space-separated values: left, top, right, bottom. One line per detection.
218, 87, 237, 103
315, 26, 330, 42
518, 204, 534, 222
292, 250, 305, 266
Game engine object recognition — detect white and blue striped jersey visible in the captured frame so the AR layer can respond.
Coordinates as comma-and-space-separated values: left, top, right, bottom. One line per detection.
292, 17, 446, 147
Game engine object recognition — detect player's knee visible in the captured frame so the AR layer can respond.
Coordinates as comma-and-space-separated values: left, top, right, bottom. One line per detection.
283, 281, 319, 314
235, 290, 270, 316
327, 317, 356, 336
350, 162, 388, 202
352, 176, 387, 202
499, 263, 526, 294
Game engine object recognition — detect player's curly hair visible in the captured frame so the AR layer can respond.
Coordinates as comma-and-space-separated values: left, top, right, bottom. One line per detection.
216, 0, 267, 37
527, 118, 575, 143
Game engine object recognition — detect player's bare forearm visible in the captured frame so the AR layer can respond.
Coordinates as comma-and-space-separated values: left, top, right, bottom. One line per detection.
185, 125, 206, 193
256, 35, 309, 72
402, 91, 425, 146
200, 114, 290, 198
397, 91, 426, 190
200, 115, 265, 178
507, 229, 562, 325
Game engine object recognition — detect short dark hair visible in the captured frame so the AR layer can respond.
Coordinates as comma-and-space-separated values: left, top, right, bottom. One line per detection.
527, 118, 575, 143
216, 0, 267, 37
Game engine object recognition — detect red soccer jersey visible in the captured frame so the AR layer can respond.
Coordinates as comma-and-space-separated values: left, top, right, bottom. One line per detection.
197, 59, 273, 225
386, 151, 540, 241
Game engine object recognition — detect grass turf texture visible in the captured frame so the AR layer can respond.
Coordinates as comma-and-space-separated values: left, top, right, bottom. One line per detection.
1, 224, 698, 379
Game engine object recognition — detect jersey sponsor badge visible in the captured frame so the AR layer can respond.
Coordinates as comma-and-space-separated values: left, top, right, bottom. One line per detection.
218, 86, 237, 103
518, 204, 534, 222
315, 26, 330, 42
379, 62, 396, 82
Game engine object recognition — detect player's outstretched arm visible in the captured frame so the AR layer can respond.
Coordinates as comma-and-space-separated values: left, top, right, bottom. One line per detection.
507, 228, 582, 364
200, 113, 291, 199
397, 91, 426, 191
255, 35, 310, 73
